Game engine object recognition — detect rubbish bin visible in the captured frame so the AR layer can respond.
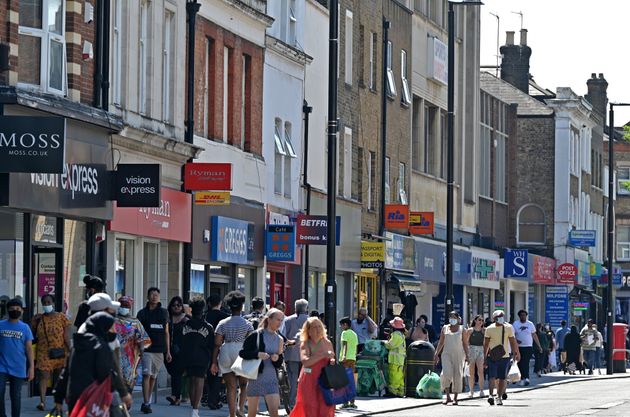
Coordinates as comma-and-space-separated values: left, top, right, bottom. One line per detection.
405, 340, 435, 398
612, 323, 628, 373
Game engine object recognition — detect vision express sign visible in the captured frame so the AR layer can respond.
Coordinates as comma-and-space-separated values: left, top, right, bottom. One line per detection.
0, 116, 66, 173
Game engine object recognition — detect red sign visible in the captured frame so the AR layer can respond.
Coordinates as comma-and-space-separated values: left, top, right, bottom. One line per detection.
532, 256, 556, 285
108, 187, 192, 242
557, 263, 578, 285
184, 163, 232, 191
409, 211, 434, 235
384, 204, 409, 230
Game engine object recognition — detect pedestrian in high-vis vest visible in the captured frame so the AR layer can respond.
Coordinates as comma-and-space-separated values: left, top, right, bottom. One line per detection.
384, 317, 406, 397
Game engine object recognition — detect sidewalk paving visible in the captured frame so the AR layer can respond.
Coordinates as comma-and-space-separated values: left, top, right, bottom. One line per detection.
16, 368, 630, 417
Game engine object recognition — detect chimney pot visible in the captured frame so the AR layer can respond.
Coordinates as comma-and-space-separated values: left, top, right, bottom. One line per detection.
591, 73, 597, 79
599, 73, 604, 79
506, 31, 515, 46
520, 29, 528, 46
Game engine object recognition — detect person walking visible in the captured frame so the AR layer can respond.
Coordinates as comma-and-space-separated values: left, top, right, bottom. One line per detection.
594, 324, 603, 374
245, 297, 265, 329
548, 331, 557, 372
181, 297, 214, 417
203, 293, 229, 410
534, 323, 549, 377
338, 317, 358, 409
114, 296, 151, 394
0, 299, 34, 417
513, 310, 542, 386
351, 308, 377, 352
136, 287, 172, 414
563, 326, 582, 374
466, 315, 486, 398
74, 275, 105, 329
555, 320, 570, 371
289, 317, 335, 417
580, 319, 599, 375
483, 310, 520, 406
274, 301, 287, 336
283, 298, 309, 409
384, 317, 407, 397
211, 291, 254, 417
54, 312, 132, 414
165, 296, 189, 406
31, 294, 71, 411
410, 317, 429, 342
240, 308, 285, 417
434, 312, 468, 405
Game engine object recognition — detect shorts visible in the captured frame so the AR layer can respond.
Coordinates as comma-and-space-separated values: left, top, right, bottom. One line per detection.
342, 359, 356, 372
487, 357, 510, 380
186, 366, 209, 378
468, 345, 485, 363
142, 352, 165, 377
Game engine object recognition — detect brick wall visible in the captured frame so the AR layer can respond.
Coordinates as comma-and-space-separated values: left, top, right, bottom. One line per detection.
66, 1, 96, 104
194, 16, 263, 156
0, 0, 18, 84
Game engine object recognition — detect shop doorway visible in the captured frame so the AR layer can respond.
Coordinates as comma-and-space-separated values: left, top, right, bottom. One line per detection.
209, 281, 229, 304
31, 248, 63, 316
267, 271, 291, 312
355, 274, 378, 320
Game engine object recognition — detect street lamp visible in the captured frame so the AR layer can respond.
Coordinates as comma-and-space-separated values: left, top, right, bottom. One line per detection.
606, 102, 630, 375
445, 0, 482, 323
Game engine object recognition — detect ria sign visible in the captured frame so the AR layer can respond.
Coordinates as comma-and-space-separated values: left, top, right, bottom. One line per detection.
0, 116, 66, 173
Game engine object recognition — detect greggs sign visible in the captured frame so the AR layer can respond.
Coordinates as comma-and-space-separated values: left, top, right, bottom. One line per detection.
184, 162, 232, 191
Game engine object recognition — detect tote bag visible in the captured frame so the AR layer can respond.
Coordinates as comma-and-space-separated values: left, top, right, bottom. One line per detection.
231, 332, 262, 380
319, 363, 350, 390
69, 376, 113, 417
319, 367, 356, 406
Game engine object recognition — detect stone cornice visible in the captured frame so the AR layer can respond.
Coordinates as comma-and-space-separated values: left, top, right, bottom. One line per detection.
223, 0, 274, 27
114, 127, 203, 162
265, 35, 313, 66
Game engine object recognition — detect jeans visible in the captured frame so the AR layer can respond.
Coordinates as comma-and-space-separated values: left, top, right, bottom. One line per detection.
204, 370, 222, 408
595, 347, 602, 369
287, 361, 301, 408
518, 346, 533, 379
0, 373, 23, 417
583, 349, 596, 371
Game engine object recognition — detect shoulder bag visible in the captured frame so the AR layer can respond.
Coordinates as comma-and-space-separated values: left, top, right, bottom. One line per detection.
231, 331, 262, 380
319, 362, 350, 390
41, 315, 66, 360
488, 325, 506, 361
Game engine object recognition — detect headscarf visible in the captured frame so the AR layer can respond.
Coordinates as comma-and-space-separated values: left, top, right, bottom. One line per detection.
84, 311, 115, 339
118, 296, 134, 307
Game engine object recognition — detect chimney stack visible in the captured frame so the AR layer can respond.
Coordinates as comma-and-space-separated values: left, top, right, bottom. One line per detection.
585, 73, 608, 118
500, 29, 532, 94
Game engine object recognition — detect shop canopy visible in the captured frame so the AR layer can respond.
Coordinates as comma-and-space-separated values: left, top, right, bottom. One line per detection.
391, 273, 423, 293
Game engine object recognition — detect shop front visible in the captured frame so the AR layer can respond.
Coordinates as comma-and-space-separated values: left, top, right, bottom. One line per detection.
528, 254, 558, 326
468, 248, 501, 325
191, 198, 265, 307
384, 232, 417, 322
106, 187, 191, 310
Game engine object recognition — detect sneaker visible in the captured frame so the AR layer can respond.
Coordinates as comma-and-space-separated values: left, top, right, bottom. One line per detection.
518, 380, 526, 387
496, 397, 503, 406
525, 378, 530, 386
479, 390, 485, 398
502, 393, 508, 400
191, 409, 200, 417
348, 403, 357, 409
140, 403, 153, 414
487, 396, 495, 406
598, 369, 602, 375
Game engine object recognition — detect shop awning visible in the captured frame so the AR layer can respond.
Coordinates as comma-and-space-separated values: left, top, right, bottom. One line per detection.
571, 285, 603, 304
391, 274, 423, 293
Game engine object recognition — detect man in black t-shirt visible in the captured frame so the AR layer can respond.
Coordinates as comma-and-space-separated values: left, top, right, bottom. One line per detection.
136, 287, 171, 414
203, 294, 229, 409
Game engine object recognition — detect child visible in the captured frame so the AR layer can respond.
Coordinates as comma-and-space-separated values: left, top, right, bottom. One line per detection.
339, 317, 358, 409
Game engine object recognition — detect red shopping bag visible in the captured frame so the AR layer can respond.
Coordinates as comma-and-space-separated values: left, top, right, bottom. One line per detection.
69, 376, 113, 417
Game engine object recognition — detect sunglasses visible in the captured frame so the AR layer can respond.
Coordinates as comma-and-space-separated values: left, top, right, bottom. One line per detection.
172, 304, 182, 308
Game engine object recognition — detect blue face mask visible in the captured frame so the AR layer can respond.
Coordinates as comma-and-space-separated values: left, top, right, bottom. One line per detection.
118, 307, 130, 316
42, 305, 54, 314
449, 318, 458, 326
497, 317, 505, 324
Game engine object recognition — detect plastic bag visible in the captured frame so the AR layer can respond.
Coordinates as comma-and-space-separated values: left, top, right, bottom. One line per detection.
507, 361, 521, 383
69, 376, 113, 417
463, 363, 470, 378
416, 371, 442, 399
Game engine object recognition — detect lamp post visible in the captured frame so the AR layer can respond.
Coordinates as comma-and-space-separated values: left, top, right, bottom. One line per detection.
446, 0, 481, 323
606, 102, 630, 374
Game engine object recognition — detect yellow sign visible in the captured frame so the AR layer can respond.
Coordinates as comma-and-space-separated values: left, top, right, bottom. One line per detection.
361, 241, 385, 269
194, 191, 231, 206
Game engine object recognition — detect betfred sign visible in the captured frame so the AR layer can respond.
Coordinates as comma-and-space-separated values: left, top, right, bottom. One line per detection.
0, 116, 66, 173
557, 263, 578, 284
295, 215, 340, 245
184, 163, 232, 191
384, 204, 409, 230
113, 164, 161, 207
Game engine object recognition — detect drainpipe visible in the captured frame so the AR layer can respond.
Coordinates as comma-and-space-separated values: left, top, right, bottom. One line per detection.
302, 101, 312, 300
101, 0, 111, 110
93, 0, 104, 108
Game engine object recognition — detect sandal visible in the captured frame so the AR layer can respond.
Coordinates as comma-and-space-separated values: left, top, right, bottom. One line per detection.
36, 403, 45, 411
453, 400, 459, 406
166, 396, 180, 406
442, 398, 452, 405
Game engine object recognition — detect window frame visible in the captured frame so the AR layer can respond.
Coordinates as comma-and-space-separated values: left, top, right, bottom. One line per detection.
386, 41, 396, 97
618, 167, 630, 196
400, 49, 411, 106
516, 204, 547, 246
617, 225, 630, 261
369, 31, 376, 91
384, 156, 391, 204
344, 9, 353, 86
162, 8, 175, 123
139, 0, 150, 115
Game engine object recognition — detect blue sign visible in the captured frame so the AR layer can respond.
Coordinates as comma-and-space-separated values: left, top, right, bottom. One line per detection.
568, 230, 596, 247
414, 240, 471, 285
432, 284, 464, 329
545, 285, 569, 330
265, 225, 296, 262
210, 216, 254, 264
504, 249, 528, 278
599, 272, 623, 287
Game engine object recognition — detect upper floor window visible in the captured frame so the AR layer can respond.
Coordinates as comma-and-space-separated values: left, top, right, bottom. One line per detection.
400, 50, 411, 106
18, 0, 65, 94
112, 0, 123, 105
618, 167, 630, 196
386, 41, 396, 97
617, 225, 630, 261
517, 204, 546, 245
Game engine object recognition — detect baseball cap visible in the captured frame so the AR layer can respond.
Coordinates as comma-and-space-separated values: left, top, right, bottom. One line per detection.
88, 293, 120, 312
492, 310, 504, 319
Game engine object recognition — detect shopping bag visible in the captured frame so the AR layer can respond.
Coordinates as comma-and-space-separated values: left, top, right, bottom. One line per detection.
319, 368, 356, 406
69, 376, 113, 417
319, 363, 350, 389
507, 361, 521, 383
416, 371, 442, 399
463, 363, 470, 378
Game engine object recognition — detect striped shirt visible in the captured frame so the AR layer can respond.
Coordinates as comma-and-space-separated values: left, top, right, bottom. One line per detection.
215, 315, 254, 343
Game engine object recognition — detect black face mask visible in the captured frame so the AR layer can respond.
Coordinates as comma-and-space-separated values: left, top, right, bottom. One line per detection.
8, 310, 21, 320
106, 333, 117, 342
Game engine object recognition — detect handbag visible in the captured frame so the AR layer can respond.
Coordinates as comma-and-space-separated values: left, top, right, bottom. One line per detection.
488, 325, 506, 361
231, 331, 262, 380
40, 315, 66, 360
319, 363, 350, 390
319, 367, 356, 406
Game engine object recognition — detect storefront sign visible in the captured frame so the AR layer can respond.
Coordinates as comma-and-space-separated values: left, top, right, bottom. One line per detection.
428, 37, 448, 86
433, 284, 463, 328
113, 164, 161, 207
568, 230, 596, 247
557, 263, 578, 284
471, 255, 499, 289
184, 162, 232, 191
384, 204, 409, 230
32, 215, 57, 244
409, 211, 434, 235
211, 216, 254, 264
37, 259, 56, 297
265, 225, 295, 262
385, 232, 415, 271
361, 241, 385, 269
108, 187, 192, 242
0, 116, 66, 173
545, 286, 568, 330
532, 255, 555, 285
504, 249, 528, 278
194, 191, 231, 206
414, 239, 471, 285
295, 215, 340, 245
599, 272, 622, 286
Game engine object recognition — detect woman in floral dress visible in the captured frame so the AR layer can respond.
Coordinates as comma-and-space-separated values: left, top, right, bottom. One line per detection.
114, 296, 151, 393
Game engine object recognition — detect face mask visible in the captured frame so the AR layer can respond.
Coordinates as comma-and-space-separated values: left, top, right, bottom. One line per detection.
449, 319, 458, 326
106, 332, 117, 342
42, 305, 54, 314
496, 317, 505, 324
118, 308, 130, 316
8, 310, 21, 320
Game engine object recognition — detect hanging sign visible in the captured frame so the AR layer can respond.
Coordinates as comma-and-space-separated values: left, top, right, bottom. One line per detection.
384, 204, 409, 230
503, 249, 528, 278
265, 225, 295, 262
113, 163, 161, 207
295, 215, 340, 245
194, 191, 231, 205
409, 211, 434, 235
361, 241, 385, 269
556, 263, 578, 284
184, 162, 232, 191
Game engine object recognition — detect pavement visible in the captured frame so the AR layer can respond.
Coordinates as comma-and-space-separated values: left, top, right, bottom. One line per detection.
14, 368, 630, 417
